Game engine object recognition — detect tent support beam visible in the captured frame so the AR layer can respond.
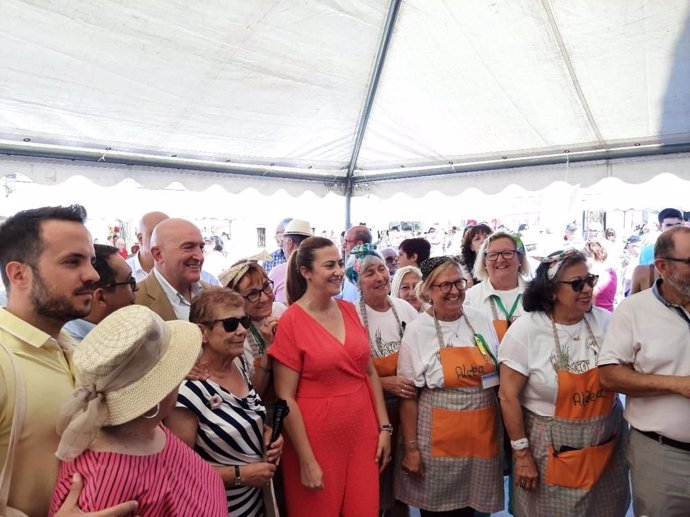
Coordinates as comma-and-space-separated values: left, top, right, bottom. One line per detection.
541, 0, 603, 144
343, 0, 402, 228
0, 142, 334, 183
353, 142, 690, 183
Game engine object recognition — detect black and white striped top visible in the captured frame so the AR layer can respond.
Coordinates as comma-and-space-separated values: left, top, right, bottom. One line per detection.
177, 362, 267, 517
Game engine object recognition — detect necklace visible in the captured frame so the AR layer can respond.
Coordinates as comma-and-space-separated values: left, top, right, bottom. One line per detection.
549, 314, 599, 373
557, 319, 584, 342
304, 300, 337, 316
432, 309, 498, 368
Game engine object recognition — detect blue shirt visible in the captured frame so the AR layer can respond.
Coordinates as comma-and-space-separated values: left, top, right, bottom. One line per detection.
638, 243, 655, 266
62, 319, 96, 343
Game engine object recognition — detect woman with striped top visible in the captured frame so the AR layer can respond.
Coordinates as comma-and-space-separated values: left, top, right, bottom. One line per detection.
167, 287, 284, 517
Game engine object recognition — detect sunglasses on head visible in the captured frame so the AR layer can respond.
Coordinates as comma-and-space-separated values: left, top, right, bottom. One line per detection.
559, 273, 599, 292
207, 315, 252, 333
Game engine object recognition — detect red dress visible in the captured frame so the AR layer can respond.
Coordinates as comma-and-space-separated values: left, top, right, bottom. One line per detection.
269, 300, 379, 517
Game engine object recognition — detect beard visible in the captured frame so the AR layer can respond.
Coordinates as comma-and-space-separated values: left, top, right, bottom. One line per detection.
666, 266, 690, 298
30, 267, 93, 322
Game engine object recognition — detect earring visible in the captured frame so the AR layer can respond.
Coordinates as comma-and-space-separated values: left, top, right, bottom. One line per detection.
142, 403, 161, 419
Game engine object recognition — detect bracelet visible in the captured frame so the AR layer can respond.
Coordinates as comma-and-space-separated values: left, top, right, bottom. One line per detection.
233, 465, 242, 487
379, 424, 393, 434
404, 440, 418, 450
510, 438, 529, 451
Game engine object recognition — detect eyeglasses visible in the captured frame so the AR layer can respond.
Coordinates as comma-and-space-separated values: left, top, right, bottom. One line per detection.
559, 274, 599, 292
484, 250, 517, 261
431, 279, 467, 293
242, 280, 274, 303
104, 277, 137, 291
206, 315, 252, 333
659, 256, 690, 266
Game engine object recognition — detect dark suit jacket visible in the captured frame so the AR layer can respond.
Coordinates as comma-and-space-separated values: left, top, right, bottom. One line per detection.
135, 272, 209, 321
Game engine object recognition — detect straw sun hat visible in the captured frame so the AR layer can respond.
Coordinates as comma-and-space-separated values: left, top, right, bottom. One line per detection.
72, 304, 201, 426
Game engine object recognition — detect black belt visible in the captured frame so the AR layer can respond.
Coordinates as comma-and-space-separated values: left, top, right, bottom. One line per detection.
635, 428, 690, 452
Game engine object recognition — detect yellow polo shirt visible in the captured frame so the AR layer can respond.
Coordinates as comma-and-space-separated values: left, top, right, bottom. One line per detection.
0, 308, 76, 517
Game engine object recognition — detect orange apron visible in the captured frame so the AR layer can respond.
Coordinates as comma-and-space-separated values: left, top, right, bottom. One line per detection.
372, 351, 398, 377
489, 294, 521, 342
492, 320, 509, 342
431, 344, 499, 458
359, 297, 405, 378
544, 359, 617, 490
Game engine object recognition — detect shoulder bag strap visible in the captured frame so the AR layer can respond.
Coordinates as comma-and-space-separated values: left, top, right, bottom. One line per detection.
648, 264, 655, 287
0, 343, 27, 513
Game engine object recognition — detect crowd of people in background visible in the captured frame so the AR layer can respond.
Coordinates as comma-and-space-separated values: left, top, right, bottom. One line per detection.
0, 204, 689, 517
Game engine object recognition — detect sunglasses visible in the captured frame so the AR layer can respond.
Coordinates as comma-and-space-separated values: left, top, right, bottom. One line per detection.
559, 273, 599, 292
104, 277, 137, 291
206, 315, 252, 333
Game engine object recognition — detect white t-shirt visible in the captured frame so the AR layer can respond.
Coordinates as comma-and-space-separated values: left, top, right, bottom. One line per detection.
464, 279, 526, 323
397, 306, 499, 389
498, 308, 611, 417
355, 297, 421, 358
599, 285, 690, 442
243, 302, 287, 376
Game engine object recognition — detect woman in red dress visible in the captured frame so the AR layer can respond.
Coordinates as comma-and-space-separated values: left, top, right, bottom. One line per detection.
269, 237, 392, 517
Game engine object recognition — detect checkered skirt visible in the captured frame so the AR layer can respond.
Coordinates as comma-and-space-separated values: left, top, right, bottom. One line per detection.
513, 398, 630, 517
394, 386, 504, 513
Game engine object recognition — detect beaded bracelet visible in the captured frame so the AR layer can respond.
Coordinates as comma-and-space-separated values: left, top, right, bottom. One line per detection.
510, 437, 529, 451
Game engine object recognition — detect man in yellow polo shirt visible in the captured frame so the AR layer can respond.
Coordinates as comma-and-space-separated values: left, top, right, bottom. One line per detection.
0, 205, 137, 517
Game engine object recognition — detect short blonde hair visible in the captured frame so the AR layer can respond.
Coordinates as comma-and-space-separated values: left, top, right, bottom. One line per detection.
473, 232, 530, 281
416, 259, 462, 303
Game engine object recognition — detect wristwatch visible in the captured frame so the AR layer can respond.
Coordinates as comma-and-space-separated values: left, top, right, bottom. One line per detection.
233, 465, 242, 487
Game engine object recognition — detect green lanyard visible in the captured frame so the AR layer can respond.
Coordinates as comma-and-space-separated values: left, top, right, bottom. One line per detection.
490, 294, 522, 322
432, 311, 498, 370
249, 325, 267, 356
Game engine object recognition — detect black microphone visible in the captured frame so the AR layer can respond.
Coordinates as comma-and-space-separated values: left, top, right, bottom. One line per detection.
270, 399, 290, 445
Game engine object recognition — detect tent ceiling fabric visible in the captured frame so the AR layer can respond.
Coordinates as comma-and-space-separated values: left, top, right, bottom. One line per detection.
0, 0, 689, 192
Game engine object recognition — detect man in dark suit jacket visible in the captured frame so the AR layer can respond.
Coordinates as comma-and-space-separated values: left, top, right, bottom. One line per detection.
135, 218, 209, 321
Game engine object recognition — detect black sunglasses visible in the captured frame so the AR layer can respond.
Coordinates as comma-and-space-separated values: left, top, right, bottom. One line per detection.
206, 315, 252, 333
104, 277, 137, 291
559, 274, 599, 292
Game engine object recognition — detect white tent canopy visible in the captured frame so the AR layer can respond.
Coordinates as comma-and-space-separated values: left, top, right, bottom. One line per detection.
1, 0, 689, 216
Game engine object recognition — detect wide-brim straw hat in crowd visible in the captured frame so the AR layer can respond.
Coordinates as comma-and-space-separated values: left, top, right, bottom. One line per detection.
72, 305, 201, 426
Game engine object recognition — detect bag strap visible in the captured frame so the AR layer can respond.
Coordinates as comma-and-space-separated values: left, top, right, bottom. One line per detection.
0, 343, 27, 513
648, 264, 655, 287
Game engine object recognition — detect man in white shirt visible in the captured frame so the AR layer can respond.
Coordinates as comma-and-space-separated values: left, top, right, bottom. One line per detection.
599, 226, 690, 517
269, 219, 312, 303
135, 218, 208, 321
127, 211, 169, 281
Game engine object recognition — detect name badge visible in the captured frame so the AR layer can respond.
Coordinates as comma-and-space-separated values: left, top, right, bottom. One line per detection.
481, 371, 499, 389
